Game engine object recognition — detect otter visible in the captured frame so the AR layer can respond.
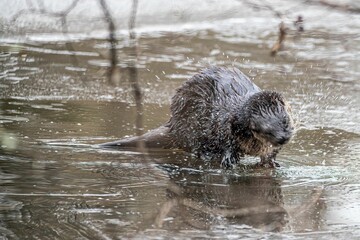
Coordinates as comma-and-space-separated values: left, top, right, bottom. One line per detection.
100, 66, 294, 168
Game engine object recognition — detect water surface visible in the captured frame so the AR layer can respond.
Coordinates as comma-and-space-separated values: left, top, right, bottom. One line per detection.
1, 1, 360, 239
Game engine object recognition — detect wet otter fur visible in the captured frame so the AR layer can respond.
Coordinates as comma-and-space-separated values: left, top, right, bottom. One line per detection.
100, 66, 294, 168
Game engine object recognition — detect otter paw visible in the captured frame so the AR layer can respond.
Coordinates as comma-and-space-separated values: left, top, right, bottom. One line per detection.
255, 160, 280, 168
269, 161, 280, 168
220, 151, 239, 169
220, 159, 235, 169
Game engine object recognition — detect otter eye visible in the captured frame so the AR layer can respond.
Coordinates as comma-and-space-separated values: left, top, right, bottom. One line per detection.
282, 118, 288, 125
265, 131, 275, 137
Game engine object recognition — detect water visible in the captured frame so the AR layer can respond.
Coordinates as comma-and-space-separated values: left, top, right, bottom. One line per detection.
1, 1, 360, 239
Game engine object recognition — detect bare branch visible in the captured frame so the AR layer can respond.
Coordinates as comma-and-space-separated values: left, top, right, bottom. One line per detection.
11, 0, 80, 24
60, 0, 81, 15
129, 0, 138, 39
241, 0, 283, 18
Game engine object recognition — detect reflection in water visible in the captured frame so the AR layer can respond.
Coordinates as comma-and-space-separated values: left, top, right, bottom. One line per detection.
159, 170, 287, 231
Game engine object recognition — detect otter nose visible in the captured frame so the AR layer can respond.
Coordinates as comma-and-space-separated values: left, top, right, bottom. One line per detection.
277, 136, 289, 145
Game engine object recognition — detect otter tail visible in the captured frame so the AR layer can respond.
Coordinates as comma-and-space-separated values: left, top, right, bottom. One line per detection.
99, 125, 172, 149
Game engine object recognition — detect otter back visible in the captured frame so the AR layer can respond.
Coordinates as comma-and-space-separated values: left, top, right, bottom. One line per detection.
167, 66, 261, 158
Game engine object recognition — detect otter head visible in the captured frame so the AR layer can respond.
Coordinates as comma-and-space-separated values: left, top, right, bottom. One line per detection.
246, 91, 294, 147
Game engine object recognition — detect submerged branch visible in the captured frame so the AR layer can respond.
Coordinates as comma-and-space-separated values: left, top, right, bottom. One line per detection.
128, 0, 145, 151
58, 0, 86, 82
270, 22, 287, 56
98, 0, 119, 84
60, 17, 81, 68
304, 0, 360, 14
